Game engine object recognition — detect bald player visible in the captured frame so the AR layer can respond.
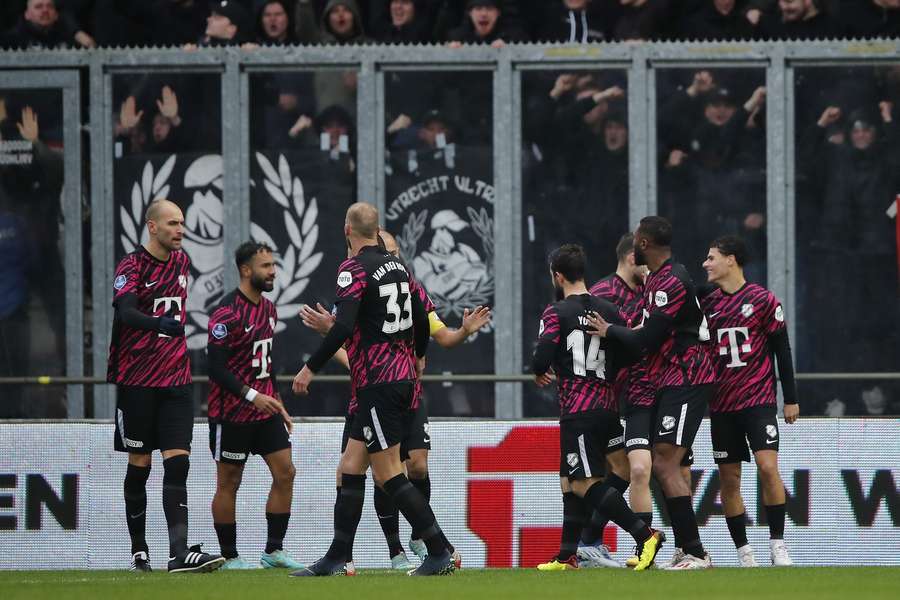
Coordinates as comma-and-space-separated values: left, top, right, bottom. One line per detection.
301, 231, 490, 570
292, 203, 454, 576
108, 199, 224, 573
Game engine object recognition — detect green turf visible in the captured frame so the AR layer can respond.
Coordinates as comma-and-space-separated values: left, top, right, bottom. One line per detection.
1, 568, 898, 600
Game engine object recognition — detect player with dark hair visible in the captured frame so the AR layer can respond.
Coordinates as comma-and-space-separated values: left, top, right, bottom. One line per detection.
108, 198, 224, 573
588, 216, 716, 570
532, 243, 664, 572
291, 202, 454, 577
701, 235, 798, 567
206, 241, 301, 570
300, 230, 489, 571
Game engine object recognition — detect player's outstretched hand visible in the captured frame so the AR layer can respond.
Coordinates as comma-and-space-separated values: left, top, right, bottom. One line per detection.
300, 303, 334, 336
783, 403, 799, 424
158, 316, 184, 337
462, 305, 492, 335
252, 392, 282, 416
292, 365, 313, 395
585, 311, 610, 338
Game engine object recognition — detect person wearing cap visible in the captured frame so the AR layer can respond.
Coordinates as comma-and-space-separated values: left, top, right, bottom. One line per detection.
446, 0, 528, 47
200, 0, 253, 46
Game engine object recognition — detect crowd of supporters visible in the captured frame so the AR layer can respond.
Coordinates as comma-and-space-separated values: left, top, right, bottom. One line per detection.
1, 1, 899, 51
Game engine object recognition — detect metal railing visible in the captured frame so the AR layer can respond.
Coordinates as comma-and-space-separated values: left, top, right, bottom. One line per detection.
0, 40, 897, 417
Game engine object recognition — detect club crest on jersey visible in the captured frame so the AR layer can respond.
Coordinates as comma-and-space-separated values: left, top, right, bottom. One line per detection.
212, 323, 228, 339
661, 415, 676, 431
337, 271, 353, 288
566, 453, 579, 467
766, 425, 777, 439
775, 305, 785, 322
538, 319, 545, 336
178, 275, 187, 289
114, 274, 127, 290
363, 426, 373, 441
269, 317, 276, 330
741, 303, 754, 318
654, 291, 668, 307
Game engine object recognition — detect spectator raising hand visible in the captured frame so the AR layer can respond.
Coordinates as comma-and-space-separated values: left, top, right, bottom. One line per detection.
117, 96, 143, 135
156, 86, 181, 127
17, 106, 38, 143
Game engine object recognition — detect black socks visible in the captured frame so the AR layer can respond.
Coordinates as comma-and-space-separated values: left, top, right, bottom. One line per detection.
726, 512, 749, 548
666, 495, 704, 558
162, 455, 189, 558
214, 522, 238, 559
326, 474, 365, 561
559, 492, 589, 561
374, 485, 404, 557
383, 474, 446, 556
766, 503, 786, 540
124, 463, 150, 555
265, 512, 290, 554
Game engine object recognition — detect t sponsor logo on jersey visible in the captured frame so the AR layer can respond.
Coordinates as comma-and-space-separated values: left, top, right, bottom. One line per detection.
114, 275, 127, 290
337, 271, 353, 288
212, 323, 228, 339
775, 305, 785, 322
661, 415, 676, 431
566, 453, 579, 467
221, 451, 247, 461
741, 303, 754, 318
766, 424, 778, 439
654, 291, 668, 307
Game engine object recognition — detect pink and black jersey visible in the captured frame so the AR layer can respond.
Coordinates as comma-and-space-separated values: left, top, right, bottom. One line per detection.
639, 259, 715, 390
590, 274, 644, 326
207, 289, 277, 423
107, 247, 191, 387
591, 273, 653, 408
533, 294, 627, 420
333, 246, 418, 391
409, 276, 436, 411
701, 283, 786, 413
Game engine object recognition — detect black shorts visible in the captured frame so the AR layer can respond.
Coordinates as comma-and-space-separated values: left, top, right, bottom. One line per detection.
209, 416, 291, 465
652, 384, 712, 449
711, 404, 779, 464
114, 385, 193, 453
400, 397, 431, 461
349, 382, 414, 453
341, 414, 354, 453
559, 410, 625, 480
623, 405, 654, 453
624, 405, 694, 466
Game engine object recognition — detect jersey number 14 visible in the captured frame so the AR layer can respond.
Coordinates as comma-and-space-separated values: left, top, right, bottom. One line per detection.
566, 330, 606, 378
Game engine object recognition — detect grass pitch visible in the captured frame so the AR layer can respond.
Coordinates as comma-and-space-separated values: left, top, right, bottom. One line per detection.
1, 567, 897, 600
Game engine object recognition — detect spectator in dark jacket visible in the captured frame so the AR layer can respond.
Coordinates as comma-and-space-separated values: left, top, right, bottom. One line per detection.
754, 0, 842, 39
197, 0, 253, 46
680, 0, 755, 40
536, 0, 614, 43
94, 0, 210, 48
257, 0, 297, 44
318, 0, 371, 44
447, 0, 528, 46
2, 0, 95, 49
841, 0, 900, 39
613, 0, 674, 40
372, 0, 432, 43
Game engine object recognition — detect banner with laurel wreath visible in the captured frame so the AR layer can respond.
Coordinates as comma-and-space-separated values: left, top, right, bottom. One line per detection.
385, 146, 495, 387
114, 151, 353, 414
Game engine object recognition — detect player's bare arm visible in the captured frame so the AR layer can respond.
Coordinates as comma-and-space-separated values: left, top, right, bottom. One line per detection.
431, 306, 492, 348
